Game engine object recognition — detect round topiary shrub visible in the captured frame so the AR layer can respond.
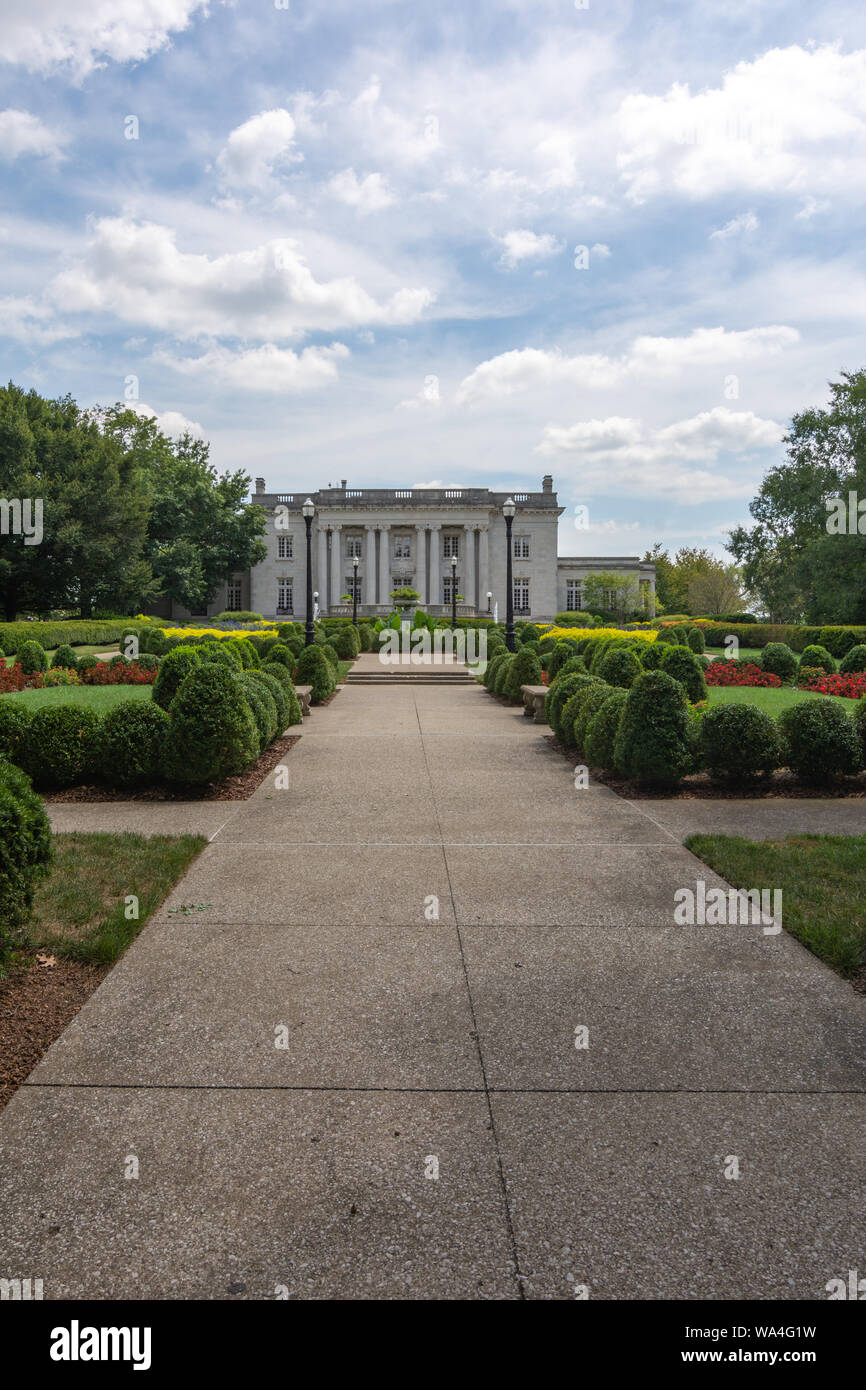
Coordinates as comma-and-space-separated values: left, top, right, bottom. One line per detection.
109, 653, 129, 670
295, 645, 335, 703
53, 644, 79, 671
262, 663, 303, 725
557, 655, 587, 680
520, 624, 541, 645
0, 758, 52, 959
199, 640, 244, 671
638, 641, 667, 670
493, 655, 514, 696
687, 628, 706, 654
320, 642, 340, 674
268, 643, 293, 669
162, 664, 259, 784
152, 645, 202, 711
660, 644, 708, 703
585, 687, 628, 772
18, 640, 47, 675
779, 698, 860, 783
598, 646, 642, 689
799, 644, 835, 674
76, 654, 98, 673
224, 638, 253, 669
546, 673, 597, 742
614, 669, 693, 786
0, 702, 31, 764
503, 647, 543, 702
760, 642, 798, 682
571, 681, 615, 749
358, 623, 374, 652
483, 649, 508, 689
100, 701, 170, 786
697, 703, 782, 783
240, 673, 277, 748
146, 628, 170, 657
854, 698, 866, 763
547, 642, 579, 681
22, 705, 102, 788
839, 644, 866, 674
248, 669, 290, 732
137, 653, 160, 672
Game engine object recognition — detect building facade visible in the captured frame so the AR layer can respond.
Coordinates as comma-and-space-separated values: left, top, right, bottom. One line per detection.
158, 476, 655, 622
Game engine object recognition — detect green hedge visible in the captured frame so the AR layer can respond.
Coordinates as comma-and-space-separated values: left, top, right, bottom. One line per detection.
0, 619, 152, 656
0, 758, 52, 963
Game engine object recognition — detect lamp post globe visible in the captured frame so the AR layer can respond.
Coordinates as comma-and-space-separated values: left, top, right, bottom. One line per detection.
502, 498, 516, 652
302, 498, 316, 647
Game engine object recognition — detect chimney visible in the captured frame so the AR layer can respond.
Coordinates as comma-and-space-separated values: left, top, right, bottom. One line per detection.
542, 474, 553, 494
341, 479, 347, 489
255, 477, 265, 494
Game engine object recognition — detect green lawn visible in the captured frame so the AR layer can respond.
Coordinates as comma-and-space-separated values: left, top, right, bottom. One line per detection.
3, 643, 119, 668
705, 645, 763, 663
1, 685, 152, 713
706, 686, 854, 716
25, 831, 207, 966
686, 833, 866, 978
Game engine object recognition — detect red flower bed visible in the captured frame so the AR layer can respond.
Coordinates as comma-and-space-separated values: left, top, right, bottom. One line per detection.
0, 662, 27, 693
798, 671, 866, 700
80, 662, 155, 686
705, 660, 782, 689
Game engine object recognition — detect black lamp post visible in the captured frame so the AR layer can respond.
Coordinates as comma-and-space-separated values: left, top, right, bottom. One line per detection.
503, 497, 516, 651
486, 590, 493, 615
303, 498, 315, 647
352, 554, 359, 626
450, 553, 457, 629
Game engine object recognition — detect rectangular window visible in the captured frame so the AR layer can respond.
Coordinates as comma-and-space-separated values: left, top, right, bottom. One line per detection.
346, 536, 363, 559
514, 579, 530, 613
566, 579, 582, 609
393, 534, 412, 559
226, 580, 243, 611
277, 535, 293, 560
443, 534, 460, 558
514, 535, 531, 559
443, 575, 461, 603
277, 578, 293, 613
344, 575, 361, 601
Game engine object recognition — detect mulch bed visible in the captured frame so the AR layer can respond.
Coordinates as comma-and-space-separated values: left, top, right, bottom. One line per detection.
543, 734, 866, 799
46, 732, 302, 803
0, 956, 107, 1113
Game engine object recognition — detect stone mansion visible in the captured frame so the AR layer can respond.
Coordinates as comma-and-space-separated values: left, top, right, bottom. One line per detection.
157, 476, 656, 623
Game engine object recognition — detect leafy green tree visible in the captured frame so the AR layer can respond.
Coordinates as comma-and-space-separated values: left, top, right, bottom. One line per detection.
581, 572, 644, 623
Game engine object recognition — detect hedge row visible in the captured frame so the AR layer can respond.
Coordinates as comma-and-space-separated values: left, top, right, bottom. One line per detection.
0, 619, 151, 656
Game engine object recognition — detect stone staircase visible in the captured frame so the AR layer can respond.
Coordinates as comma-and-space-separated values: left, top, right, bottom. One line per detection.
346, 664, 477, 685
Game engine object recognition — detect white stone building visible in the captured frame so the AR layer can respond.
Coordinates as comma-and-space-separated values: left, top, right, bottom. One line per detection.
160, 476, 655, 622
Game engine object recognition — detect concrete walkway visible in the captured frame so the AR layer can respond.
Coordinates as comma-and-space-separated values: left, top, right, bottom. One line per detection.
2, 678, 865, 1299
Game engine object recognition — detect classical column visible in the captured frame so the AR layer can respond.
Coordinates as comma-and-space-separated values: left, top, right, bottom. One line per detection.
377, 524, 391, 607
415, 524, 427, 606
463, 524, 476, 612
329, 523, 342, 612
316, 526, 328, 611
427, 524, 441, 605
365, 525, 377, 608
478, 525, 489, 610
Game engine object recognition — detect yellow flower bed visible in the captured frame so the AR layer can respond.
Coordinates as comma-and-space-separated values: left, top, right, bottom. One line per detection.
158, 625, 280, 640
543, 625, 658, 644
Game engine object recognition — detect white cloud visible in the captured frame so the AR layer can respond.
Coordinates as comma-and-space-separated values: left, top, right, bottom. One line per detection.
49, 218, 434, 339
0, 109, 67, 161
413, 479, 446, 489
216, 110, 300, 191
795, 196, 830, 221
617, 45, 866, 204
131, 402, 205, 438
0, 0, 211, 77
155, 342, 350, 393
496, 228, 564, 269
399, 374, 440, 409
329, 169, 394, 213
456, 325, 798, 405
590, 242, 611, 258
535, 407, 782, 500
709, 212, 759, 241
0, 295, 76, 345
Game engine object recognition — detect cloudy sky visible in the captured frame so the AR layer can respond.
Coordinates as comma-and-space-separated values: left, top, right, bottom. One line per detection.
2, 0, 865, 559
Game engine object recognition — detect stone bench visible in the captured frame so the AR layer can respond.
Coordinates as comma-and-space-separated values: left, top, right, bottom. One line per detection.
294, 684, 312, 716
521, 684, 549, 723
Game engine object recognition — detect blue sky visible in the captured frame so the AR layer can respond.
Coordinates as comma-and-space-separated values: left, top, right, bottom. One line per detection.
2, 0, 866, 560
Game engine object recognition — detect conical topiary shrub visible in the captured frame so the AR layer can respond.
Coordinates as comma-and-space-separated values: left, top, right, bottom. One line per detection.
503, 646, 542, 702
295, 645, 335, 703
614, 669, 692, 786
162, 664, 259, 784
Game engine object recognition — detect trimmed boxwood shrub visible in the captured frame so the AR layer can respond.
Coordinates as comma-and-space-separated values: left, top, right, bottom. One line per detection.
358, 623, 374, 652
328, 625, 361, 659
247, 670, 289, 732
585, 688, 628, 772
295, 645, 335, 703
572, 681, 615, 748
261, 663, 303, 726
547, 642, 579, 680
162, 664, 259, 784
267, 643, 293, 668
819, 626, 859, 658
53, 644, 79, 671
854, 698, 866, 763
760, 642, 798, 682
687, 628, 706, 654
0, 758, 52, 958
18, 640, 47, 675
109, 653, 129, 670
598, 647, 642, 689
240, 673, 277, 748
557, 656, 587, 680
137, 653, 160, 672
840, 643, 866, 674
198, 640, 243, 671
660, 644, 708, 703
76, 654, 98, 673
22, 705, 102, 788
483, 649, 508, 689
520, 624, 541, 644
779, 698, 860, 783
152, 645, 202, 711
503, 647, 542, 702
638, 641, 667, 670
493, 655, 514, 696
321, 642, 340, 674
799, 644, 835, 674
0, 702, 30, 763
100, 701, 170, 786
698, 704, 782, 783
614, 670, 693, 786
546, 672, 597, 742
